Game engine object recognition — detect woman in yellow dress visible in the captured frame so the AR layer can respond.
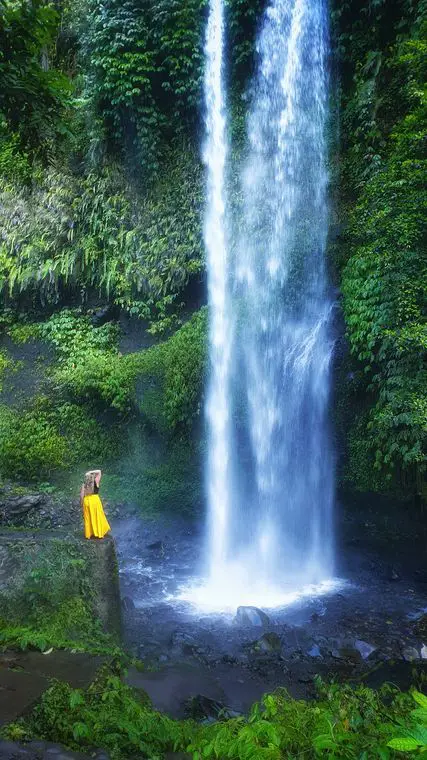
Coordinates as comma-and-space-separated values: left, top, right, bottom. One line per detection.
80, 469, 111, 539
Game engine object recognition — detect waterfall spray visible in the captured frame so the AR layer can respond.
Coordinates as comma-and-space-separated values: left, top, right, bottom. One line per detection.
182, 0, 338, 611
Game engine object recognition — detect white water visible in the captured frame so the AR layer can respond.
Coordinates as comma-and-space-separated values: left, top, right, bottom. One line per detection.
202, 0, 232, 574
182, 0, 336, 612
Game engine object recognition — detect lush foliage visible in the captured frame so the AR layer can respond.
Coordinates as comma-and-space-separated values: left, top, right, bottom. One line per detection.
5, 666, 427, 760
0, 0, 70, 159
81, 0, 206, 175
0, 396, 114, 479
0, 149, 203, 328
39, 307, 207, 434
334, 1, 427, 497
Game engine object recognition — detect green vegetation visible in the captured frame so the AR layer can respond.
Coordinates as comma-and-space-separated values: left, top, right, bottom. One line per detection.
333, 0, 426, 498
0, 537, 119, 652
2, 668, 426, 759
0, 309, 206, 514
0, 0, 426, 753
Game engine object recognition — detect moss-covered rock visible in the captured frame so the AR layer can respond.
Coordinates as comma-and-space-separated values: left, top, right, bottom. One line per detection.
0, 532, 121, 649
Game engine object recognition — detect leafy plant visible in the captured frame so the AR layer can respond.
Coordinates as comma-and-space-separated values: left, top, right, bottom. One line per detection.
387, 690, 427, 753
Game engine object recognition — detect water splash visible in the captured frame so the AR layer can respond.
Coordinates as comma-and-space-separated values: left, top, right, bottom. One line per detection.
186, 0, 336, 612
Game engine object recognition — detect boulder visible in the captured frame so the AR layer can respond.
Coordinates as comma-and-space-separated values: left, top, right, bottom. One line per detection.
354, 639, 377, 660
235, 606, 270, 627
256, 632, 281, 652
147, 540, 165, 553
187, 694, 240, 722
307, 644, 322, 658
0, 494, 47, 525
171, 631, 199, 656
402, 647, 420, 662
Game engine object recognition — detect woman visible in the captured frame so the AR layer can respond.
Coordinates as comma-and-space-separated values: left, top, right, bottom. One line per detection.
80, 469, 111, 539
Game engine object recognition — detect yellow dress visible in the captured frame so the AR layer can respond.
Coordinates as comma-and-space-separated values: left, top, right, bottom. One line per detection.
83, 494, 111, 539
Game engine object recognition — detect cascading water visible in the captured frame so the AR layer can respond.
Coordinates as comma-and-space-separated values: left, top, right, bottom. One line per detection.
202, 0, 232, 574
182, 0, 339, 611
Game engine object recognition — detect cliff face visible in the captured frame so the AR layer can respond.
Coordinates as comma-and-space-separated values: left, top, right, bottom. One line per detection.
0, 0, 425, 502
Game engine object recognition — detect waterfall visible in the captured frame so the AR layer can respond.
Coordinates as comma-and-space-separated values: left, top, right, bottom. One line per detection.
202, 0, 232, 574
231, 0, 335, 590
184, 0, 337, 611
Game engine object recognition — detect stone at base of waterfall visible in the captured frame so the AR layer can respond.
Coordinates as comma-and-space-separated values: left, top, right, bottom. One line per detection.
402, 647, 420, 662
235, 606, 270, 627
355, 640, 377, 660
256, 633, 281, 652
186, 694, 240, 723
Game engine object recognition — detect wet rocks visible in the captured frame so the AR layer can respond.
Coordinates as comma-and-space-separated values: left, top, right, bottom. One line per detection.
256, 632, 282, 653
235, 606, 270, 627
171, 631, 202, 657
307, 644, 322, 658
186, 694, 239, 723
0, 493, 46, 525
91, 304, 118, 327
354, 640, 377, 660
402, 647, 420, 662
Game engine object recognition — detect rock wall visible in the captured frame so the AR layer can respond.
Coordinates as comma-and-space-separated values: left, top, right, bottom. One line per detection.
0, 531, 121, 640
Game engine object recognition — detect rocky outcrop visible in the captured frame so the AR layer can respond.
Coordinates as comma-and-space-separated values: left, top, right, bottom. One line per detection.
0, 532, 121, 639
0, 493, 47, 525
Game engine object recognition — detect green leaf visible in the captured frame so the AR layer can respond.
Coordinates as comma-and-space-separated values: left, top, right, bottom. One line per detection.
413, 692, 427, 710
387, 737, 422, 751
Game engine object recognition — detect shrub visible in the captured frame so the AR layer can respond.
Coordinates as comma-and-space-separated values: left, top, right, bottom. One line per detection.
0, 397, 114, 480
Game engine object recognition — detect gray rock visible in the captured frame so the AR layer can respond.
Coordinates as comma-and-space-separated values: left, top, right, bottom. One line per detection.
235, 606, 270, 627
0, 493, 46, 523
355, 639, 377, 660
257, 632, 281, 652
421, 644, 427, 660
171, 631, 199, 656
307, 644, 322, 658
402, 647, 420, 662
187, 694, 240, 722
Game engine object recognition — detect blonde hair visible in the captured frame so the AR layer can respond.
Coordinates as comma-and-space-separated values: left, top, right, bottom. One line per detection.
83, 471, 96, 496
